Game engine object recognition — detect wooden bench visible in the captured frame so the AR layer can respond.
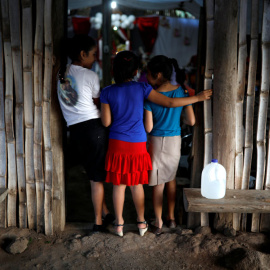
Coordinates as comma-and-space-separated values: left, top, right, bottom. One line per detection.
0, 188, 8, 203
183, 188, 270, 213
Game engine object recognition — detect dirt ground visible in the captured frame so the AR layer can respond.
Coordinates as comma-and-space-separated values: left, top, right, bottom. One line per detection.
1, 144, 270, 269
1, 222, 270, 270
1, 164, 270, 270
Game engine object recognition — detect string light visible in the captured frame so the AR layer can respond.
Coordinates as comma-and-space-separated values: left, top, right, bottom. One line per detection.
111, 1, 117, 9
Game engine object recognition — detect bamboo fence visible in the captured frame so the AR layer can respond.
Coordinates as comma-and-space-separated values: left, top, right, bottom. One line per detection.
198, 0, 270, 233
0, 0, 59, 235
252, 0, 270, 232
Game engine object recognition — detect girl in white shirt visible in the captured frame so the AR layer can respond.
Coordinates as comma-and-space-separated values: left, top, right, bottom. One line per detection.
58, 35, 114, 232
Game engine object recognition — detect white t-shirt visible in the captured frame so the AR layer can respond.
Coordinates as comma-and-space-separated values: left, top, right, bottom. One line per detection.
57, 64, 101, 126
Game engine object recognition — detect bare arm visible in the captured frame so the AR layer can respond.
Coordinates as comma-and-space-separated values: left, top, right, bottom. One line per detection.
101, 103, 111, 127
144, 109, 153, 133
93, 97, 100, 109
147, 89, 212, 108
182, 105, 196, 126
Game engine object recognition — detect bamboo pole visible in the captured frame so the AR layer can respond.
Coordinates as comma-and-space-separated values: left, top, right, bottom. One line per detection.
261, 129, 270, 231
201, 0, 214, 227
253, 0, 270, 232
22, 0, 36, 230
0, 13, 7, 228
1, 0, 17, 227
241, 0, 259, 231
9, 0, 27, 228
234, 0, 247, 231
43, 0, 53, 235
188, 6, 206, 229
34, 0, 45, 233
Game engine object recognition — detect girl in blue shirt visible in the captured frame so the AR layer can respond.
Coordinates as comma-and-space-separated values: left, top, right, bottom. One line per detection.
144, 55, 196, 235
100, 51, 211, 237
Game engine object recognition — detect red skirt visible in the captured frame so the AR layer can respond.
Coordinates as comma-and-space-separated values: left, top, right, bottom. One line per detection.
105, 139, 152, 186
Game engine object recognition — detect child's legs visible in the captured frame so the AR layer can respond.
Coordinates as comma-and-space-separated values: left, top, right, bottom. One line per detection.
90, 180, 105, 225
152, 183, 165, 228
165, 179, 176, 220
113, 184, 126, 225
129, 184, 146, 227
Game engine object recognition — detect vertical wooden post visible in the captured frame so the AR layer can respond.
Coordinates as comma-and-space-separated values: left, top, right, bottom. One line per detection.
213, 0, 238, 231
188, 5, 206, 229
0, 10, 7, 228
102, 0, 112, 87
51, 0, 66, 232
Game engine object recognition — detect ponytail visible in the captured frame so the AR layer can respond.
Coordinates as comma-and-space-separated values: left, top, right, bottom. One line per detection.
58, 35, 96, 84
58, 37, 69, 84
169, 58, 186, 90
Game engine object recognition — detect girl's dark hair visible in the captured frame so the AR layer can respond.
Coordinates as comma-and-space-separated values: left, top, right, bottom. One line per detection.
59, 35, 96, 83
113, 50, 139, 84
147, 55, 186, 89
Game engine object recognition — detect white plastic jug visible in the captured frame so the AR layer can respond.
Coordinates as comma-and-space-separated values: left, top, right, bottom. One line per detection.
201, 159, 226, 199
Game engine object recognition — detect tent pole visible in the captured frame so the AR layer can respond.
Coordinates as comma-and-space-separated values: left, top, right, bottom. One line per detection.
102, 0, 112, 87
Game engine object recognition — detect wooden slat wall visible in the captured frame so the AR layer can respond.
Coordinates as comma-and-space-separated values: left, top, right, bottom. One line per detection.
0, 0, 65, 235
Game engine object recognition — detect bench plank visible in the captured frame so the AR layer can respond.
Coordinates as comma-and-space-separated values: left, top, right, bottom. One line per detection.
0, 188, 8, 203
183, 188, 270, 213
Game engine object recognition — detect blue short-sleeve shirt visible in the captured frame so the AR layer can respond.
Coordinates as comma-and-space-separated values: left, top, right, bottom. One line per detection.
100, 81, 152, 142
144, 86, 189, 137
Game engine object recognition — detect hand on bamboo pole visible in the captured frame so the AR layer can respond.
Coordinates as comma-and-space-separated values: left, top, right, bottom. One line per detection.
196, 89, 212, 101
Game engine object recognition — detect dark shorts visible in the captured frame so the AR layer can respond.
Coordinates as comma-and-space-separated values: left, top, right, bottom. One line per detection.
69, 118, 108, 182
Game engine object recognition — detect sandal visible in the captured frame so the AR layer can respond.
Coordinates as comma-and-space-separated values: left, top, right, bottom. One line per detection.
113, 223, 124, 237
166, 219, 176, 229
93, 224, 105, 233
102, 213, 115, 227
137, 220, 148, 236
150, 223, 163, 236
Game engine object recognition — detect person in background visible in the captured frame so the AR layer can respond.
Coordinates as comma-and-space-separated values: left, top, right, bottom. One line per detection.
144, 55, 196, 235
57, 35, 114, 233
100, 51, 212, 237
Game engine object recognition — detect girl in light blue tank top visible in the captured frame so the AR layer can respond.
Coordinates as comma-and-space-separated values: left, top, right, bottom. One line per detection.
144, 55, 196, 235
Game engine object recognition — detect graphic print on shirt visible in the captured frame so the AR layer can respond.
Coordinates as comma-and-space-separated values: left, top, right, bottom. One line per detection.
59, 76, 78, 106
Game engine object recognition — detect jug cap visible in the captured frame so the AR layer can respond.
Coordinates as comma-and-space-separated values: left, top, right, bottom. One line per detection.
211, 159, 218, 163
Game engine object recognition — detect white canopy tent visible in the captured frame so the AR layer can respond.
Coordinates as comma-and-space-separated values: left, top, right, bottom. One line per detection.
68, 0, 204, 18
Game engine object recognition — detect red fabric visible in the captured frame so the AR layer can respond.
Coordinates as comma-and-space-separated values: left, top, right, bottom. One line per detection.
105, 139, 152, 186
185, 84, 195, 97
72, 17, 91, 35
135, 17, 159, 54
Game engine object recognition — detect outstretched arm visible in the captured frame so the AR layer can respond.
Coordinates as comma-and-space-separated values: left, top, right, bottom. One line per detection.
101, 103, 111, 127
147, 89, 212, 108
